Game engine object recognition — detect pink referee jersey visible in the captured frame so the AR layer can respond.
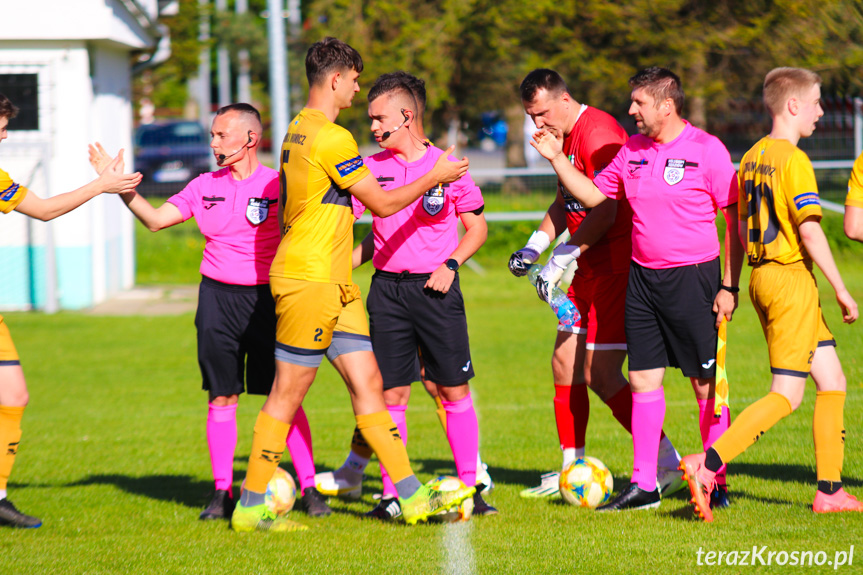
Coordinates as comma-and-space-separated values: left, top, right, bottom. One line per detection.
352, 146, 484, 274
593, 122, 737, 269
168, 165, 280, 285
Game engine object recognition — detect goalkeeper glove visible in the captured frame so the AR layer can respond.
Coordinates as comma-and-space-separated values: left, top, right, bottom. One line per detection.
535, 243, 581, 303
508, 230, 551, 277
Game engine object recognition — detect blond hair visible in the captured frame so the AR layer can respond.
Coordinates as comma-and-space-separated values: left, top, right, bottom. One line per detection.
763, 67, 821, 116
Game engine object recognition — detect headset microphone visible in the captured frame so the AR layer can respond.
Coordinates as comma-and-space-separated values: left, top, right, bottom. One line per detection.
381, 109, 410, 141
217, 132, 253, 163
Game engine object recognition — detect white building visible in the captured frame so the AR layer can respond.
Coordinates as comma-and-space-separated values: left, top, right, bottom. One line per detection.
0, 0, 162, 310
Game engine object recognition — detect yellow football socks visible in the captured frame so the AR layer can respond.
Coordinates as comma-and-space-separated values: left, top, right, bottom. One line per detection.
349, 426, 374, 460
245, 411, 290, 494
356, 410, 413, 484
813, 391, 845, 483
434, 396, 448, 433
0, 405, 24, 491
712, 392, 792, 465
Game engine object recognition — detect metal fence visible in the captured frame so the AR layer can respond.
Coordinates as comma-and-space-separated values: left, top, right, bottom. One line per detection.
451, 160, 856, 224
4, 98, 860, 311
458, 97, 863, 220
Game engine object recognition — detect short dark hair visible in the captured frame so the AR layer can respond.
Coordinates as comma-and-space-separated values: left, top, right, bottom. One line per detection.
367, 72, 423, 116
629, 67, 685, 114
216, 103, 261, 122
305, 37, 364, 87
215, 103, 262, 129
0, 93, 19, 120
520, 69, 570, 103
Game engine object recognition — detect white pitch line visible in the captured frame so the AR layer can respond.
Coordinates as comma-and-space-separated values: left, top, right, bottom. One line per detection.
441, 521, 476, 575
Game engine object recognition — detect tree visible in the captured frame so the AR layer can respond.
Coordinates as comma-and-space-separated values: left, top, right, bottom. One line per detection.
300, 0, 469, 142
134, 0, 207, 116
154, 0, 863, 161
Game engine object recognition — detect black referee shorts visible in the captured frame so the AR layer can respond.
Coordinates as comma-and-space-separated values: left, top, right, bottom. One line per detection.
195, 276, 276, 397
367, 270, 474, 389
625, 259, 720, 379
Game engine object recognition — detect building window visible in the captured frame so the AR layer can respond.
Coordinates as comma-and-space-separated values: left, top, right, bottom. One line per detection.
0, 74, 39, 130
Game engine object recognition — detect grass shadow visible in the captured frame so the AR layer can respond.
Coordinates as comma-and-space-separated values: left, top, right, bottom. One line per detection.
66, 474, 214, 509
729, 461, 862, 488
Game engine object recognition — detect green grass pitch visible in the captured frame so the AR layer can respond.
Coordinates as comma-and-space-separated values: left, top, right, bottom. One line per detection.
3, 211, 863, 574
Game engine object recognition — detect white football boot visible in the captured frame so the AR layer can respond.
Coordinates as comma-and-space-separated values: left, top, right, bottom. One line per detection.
314, 466, 362, 500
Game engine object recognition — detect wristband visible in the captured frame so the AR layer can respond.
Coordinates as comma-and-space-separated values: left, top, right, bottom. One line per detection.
524, 230, 551, 255
552, 243, 581, 259
550, 243, 581, 269
719, 285, 739, 294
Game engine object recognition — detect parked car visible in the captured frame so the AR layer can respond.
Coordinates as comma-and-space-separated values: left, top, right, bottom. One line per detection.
134, 121, 212, 195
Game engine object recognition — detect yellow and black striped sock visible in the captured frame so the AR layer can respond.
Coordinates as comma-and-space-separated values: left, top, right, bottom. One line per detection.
434, 396, 448, 433
0, 405, 24, 492
350, 426, 374, 460
712, 392, 792, 465
813, 390, 845, 488
244, 411, 290, 495
357, 411, 420, 497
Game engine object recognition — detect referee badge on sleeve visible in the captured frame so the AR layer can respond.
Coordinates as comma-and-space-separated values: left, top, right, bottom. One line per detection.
246, 197, 271, 225
423, 185, 444, 216
663, 159, 686, 185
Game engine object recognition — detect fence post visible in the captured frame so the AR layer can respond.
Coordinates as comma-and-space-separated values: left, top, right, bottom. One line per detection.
855, 97, 862, 159
42, 142, 57, 314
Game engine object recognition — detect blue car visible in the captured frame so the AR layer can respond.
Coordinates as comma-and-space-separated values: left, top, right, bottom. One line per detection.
134, 121, 212, 194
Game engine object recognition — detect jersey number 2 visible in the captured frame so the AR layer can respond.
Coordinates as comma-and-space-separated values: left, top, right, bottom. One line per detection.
279, 149, 290, 234
745, 180, 780, 247
313, 328, 323, 342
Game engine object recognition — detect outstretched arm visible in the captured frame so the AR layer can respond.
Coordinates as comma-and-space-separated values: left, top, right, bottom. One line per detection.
119, 191, 184, 232
89, 143, 182, 232
532, 129, 608, 208
349, 146, 468, 217
14, 151, 142, 221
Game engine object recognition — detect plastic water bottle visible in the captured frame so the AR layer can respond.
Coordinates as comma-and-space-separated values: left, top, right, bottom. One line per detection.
527, 264, 581, 328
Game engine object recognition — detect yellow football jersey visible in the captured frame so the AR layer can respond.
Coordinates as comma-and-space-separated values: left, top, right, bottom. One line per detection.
0, 168, 28, 214
269, 108, 371, 284
846, 151, 863, 209
0, 314, 20, 363
738, 136, 822, 266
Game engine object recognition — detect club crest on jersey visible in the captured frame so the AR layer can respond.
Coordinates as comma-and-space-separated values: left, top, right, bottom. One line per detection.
560, 186, 585, 212
246, 197, 271, 225
423, 185, 445, 216
664, 159, 686, 185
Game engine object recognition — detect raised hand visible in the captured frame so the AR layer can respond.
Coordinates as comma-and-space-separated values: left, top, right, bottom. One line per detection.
96, 150, 142, 194
530, 129, 563, 162
88, 142, 113, 175
432, 145, 469, 184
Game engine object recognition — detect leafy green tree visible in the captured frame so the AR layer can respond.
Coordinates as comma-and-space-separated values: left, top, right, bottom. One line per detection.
134, 0, 207, 115
143, 0, 863, 160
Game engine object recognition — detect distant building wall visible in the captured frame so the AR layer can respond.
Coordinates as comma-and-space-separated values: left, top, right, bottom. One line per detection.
0, 1, 158, 310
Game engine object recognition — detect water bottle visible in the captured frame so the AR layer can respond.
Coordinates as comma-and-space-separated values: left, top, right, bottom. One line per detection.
527, 264, 581, 328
